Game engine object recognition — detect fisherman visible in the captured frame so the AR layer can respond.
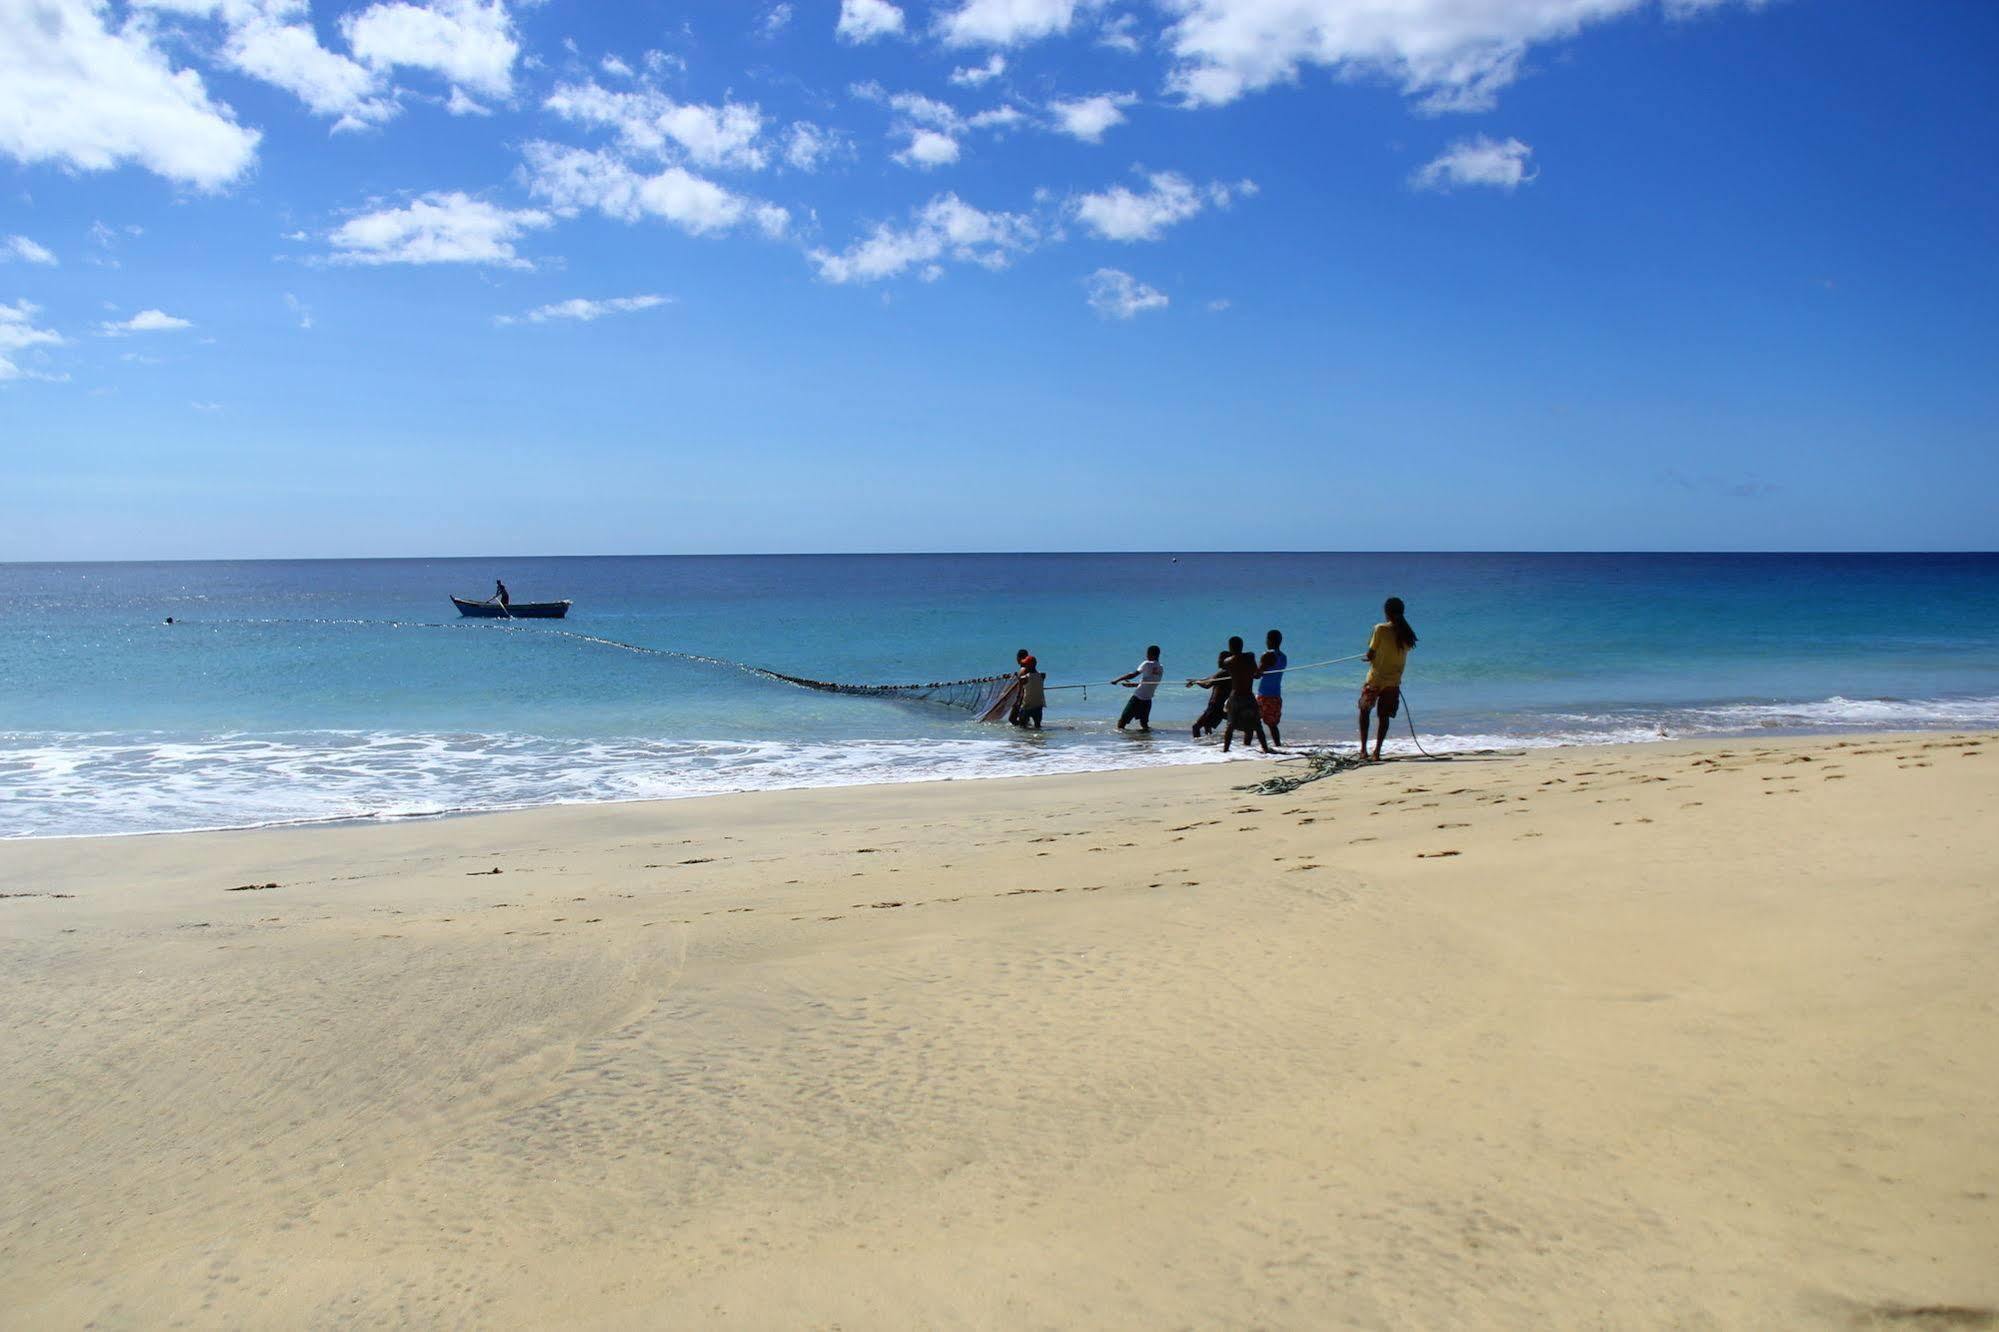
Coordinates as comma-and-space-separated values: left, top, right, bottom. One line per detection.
1112, 645, 1164, 732
1015, 655, 1047, 731
1193, 637, 1271, 754
1359, 596, 1418, 761
1188, 648, 1231, 738
1257, 628, 1287, 747
1008, 648, 1035, 725
492, 579, 510, 611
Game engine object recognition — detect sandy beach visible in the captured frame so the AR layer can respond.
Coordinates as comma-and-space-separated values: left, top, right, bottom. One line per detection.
1, 733, 1994, 1328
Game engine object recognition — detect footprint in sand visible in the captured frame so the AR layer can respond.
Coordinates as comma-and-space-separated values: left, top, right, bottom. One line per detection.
1415, 850, 1462, 859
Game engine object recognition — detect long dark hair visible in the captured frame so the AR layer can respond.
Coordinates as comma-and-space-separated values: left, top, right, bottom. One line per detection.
1384, 597, 1417, 651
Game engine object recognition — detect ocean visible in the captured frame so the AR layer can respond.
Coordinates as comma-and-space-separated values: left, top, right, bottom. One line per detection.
4, 552, 1995, 838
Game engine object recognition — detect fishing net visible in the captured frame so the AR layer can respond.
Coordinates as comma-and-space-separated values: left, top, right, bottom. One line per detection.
759, 669, 1020, 718
475, 624, 1022, 719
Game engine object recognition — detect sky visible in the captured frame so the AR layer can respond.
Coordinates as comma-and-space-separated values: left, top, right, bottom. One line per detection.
1, 0, 1995, 560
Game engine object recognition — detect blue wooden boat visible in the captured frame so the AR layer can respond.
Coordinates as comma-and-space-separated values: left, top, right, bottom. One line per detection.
452, 596, 571, 619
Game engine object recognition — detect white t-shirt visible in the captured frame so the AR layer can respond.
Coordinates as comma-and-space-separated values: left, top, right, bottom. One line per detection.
1133, 660, 1163, 701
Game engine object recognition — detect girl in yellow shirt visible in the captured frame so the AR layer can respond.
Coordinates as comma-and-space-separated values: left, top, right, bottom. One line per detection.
1359, 597, 1417, 760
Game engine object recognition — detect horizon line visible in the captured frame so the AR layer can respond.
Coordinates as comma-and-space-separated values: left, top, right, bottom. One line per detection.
3, 548, 1996, 566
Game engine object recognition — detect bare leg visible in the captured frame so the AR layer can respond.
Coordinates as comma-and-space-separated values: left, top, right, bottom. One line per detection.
1358, 707, 1372, 756
1373, 711, 1391, 760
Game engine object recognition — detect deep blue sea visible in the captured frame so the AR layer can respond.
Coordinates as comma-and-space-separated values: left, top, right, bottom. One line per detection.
4, 553, 1996, 837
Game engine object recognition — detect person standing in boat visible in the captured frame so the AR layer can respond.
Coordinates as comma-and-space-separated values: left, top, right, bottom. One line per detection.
492, 579, 510, 611
1359, 597, 1417, 761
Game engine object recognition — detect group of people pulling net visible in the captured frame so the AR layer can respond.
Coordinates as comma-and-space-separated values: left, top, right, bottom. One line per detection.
766, 598, 1422, 762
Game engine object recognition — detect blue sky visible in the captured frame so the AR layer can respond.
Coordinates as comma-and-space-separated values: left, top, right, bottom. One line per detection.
1, 0, 1995, 559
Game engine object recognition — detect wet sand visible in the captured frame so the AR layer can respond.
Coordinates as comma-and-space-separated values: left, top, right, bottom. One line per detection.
1, 733, 1994, 1328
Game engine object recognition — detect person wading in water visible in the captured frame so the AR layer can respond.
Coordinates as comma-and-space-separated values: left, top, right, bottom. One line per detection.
1358, 597, 1417, 761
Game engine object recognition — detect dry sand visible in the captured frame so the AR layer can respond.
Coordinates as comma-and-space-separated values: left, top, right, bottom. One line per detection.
1, 733, 1995, 1328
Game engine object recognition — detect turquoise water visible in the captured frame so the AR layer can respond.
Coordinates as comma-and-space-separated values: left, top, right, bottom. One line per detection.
4, 553, 1996, 837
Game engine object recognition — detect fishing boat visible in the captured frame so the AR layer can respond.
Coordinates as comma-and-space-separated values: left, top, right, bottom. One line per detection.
451, 596, 572, 619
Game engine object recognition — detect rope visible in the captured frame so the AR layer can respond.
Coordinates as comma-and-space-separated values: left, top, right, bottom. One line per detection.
1398, 688, 1448, 761
1044, 651, 1370, 691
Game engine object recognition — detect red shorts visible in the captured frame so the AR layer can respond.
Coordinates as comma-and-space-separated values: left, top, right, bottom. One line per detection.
1359, 683, 1400, 718
1258, 695, 1283, 726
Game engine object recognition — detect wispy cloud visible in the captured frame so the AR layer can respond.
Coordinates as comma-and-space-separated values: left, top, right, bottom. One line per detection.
100, 309, 194, 336
1411, 136, 1535, 192
3, 235, 57, 265
837, 0, 905, 43
810, 192, 1036, 283
326, 192, 552, 266
1163, 0, 1767, 111
0, 299, 64, 380
494, 294, 672, 325
1085, 268, 1168, 319
1048, 92, 1137, 143
1072, 170, 1254, 241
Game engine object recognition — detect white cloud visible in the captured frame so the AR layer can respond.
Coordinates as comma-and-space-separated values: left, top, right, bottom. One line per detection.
327, 191, 552, 266
885, 90, 961, 132
1097, 12, 1141, 53
600, 53, 633, 79
521, 142, 756, 236
782, 121, 843, 171
938, 0, 1098, 47
950, 53, 1006, 87
895, 129, 961, 170
756, 3, 793, 38
856, 85, 1020, 170
1411, 135, 1534, 190
545, 80, 769, 170
1072, 170, 1249, 241
809, 193, 1036, 283
342, 0, 520, 100
837, 0, 904, 43
1162, 0, 1763, 111
967, 104, 1027, 131
100, 308, 194, 334
444, 86, 491, 116
0, 299, 64, 380
190, 399, 223, 411
135, 0, 521, 129
1085, 267, 1167, 319
1049, 92, 1136, 143
1205, 297, 1230, 312
0, 0, 260, 188
4, 235, 57, 265
219, 8, 396, 129
283, 291, 312, 329
496, 293, 671, 325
